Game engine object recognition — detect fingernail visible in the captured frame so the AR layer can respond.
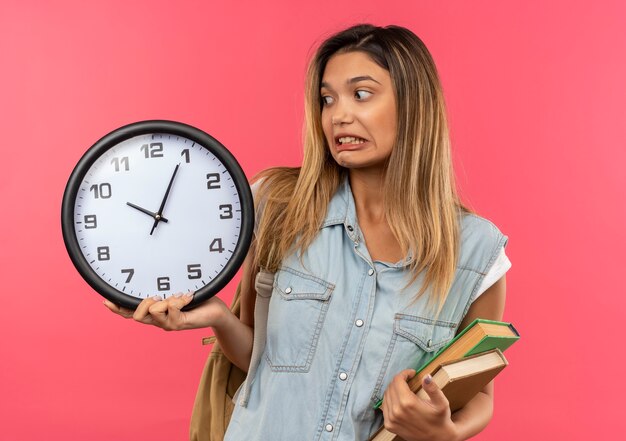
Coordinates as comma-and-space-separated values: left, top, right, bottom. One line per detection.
151, 295, 163, 301
183, 293, 193, 299
424, 374, 432, 385
173, 293, 182, 298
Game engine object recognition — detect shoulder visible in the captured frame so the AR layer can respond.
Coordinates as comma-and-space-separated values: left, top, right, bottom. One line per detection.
250, 167, 301, 234
457, 212, 508, 274
250, 167, 300, 201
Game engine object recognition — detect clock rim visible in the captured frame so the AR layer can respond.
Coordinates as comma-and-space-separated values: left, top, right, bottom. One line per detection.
61, 120, 254, 310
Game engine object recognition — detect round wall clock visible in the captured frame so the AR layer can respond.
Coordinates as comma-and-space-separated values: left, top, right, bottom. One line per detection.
61, 120, 254, 310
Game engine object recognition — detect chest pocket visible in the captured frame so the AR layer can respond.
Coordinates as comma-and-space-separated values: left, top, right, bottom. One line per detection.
371, 314, 455, 405
265, 266, 335, 372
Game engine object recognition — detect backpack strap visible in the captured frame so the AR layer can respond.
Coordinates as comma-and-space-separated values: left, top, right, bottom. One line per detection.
235, 269, 275, 407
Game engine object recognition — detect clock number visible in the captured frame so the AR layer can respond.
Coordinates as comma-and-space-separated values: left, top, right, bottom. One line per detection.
209, 238, 225, 253
121, 268, 134, 283
187, 264, 202, 279
157, 277, 170, 291
141, 142, 164, 158
97, 246, 110, 261
84, 214, 97, 229
181, 149, 190, 163
111, 156, 130, 172
90, 183, 112, 199
219, 204, 233, 219
206, 173, 221, 189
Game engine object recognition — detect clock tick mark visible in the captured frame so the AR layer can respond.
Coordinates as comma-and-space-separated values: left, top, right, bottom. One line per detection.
90, 260, 95, 264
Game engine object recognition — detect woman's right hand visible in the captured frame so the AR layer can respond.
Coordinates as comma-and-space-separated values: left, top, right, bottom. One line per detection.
103, 293, 231, 331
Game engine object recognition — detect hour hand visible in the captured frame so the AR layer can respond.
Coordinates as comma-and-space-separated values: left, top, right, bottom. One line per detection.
126, 202, 169, 223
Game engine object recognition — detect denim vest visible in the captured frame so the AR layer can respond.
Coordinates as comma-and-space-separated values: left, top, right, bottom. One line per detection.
224, 177, 508, 441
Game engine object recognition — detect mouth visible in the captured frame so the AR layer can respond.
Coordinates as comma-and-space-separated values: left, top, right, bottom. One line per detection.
334, 135, 368, 150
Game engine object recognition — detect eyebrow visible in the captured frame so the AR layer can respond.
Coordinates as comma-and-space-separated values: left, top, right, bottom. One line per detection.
320, 75, 381, 89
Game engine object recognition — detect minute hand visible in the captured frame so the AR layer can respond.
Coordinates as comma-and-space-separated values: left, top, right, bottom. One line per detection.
150, 163, 180, 236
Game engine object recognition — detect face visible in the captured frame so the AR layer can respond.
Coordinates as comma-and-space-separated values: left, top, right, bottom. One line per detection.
320, 51, 397, 172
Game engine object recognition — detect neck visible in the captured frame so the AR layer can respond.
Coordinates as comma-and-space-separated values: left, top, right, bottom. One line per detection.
348, 168, 386, 223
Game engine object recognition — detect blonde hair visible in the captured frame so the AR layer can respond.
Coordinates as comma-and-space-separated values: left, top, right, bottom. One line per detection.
253, 24, 469, 310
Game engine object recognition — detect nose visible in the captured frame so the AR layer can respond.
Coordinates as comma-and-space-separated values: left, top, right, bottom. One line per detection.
331, 99, 353, 126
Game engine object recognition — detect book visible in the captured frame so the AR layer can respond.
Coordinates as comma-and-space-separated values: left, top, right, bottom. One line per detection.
415, 349, 508, 411
369, 349, 509, 441
374, 318, 519, 409
368, 319, 519, 441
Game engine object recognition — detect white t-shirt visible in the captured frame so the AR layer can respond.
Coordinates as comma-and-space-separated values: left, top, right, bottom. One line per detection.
474, 246, 511, 301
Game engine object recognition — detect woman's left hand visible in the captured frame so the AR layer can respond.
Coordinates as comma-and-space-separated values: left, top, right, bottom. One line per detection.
380, 369, 460, 441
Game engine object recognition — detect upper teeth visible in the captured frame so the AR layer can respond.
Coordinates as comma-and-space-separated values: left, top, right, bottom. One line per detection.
338, 136, 365, 144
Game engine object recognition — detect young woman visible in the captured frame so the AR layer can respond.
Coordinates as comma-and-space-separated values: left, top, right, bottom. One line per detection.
105, 24, 510, 441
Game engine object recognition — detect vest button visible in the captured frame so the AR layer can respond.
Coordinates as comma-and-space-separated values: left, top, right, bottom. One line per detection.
355, 319, 364, 327
347, 225, 354, 232
427, 339, 432, 348
368, 269, 374, 276
325, 424, 333, 432
339, 372, 348, 381
285, 287, 292, 294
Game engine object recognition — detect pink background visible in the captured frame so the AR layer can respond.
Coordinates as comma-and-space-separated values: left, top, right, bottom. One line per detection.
1, 0, 624, 439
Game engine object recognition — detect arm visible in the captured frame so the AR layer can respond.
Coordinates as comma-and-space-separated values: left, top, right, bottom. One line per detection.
212, 243, 258, 372
449, 274, 507, 439
103, 244, 259, 373
381, 275, 507, 441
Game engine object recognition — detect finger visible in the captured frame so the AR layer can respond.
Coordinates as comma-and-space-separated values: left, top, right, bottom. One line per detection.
133, 296, 161, 323
421, 374, 449, 410
398, 369, 416, 382
148, 293, 194, 330
388, 369, 417, 399
103, 299, 134, 319
146, 297, 170, 325
165, 293, 194, 328
383, 369, 417, 415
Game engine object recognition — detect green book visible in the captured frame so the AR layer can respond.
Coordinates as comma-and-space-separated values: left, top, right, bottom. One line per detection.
374, 318, 519, 408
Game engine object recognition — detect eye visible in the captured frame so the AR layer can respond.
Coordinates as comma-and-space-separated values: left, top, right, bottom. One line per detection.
355, 90, 372, 100
321, 95, 334, 106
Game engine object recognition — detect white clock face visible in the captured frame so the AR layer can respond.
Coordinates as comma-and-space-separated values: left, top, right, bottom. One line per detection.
73, 133, 243, 299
